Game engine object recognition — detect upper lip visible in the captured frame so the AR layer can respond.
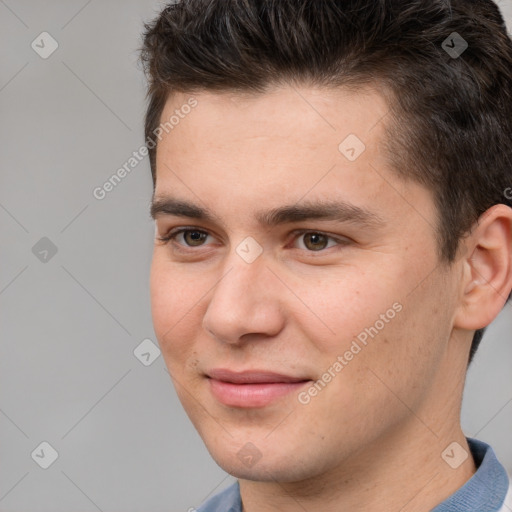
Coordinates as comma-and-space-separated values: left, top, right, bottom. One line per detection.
207, 368, 311, 384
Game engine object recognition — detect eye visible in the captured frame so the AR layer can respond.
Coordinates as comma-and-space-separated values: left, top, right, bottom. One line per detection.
292, 231, 345, 252
157, 228, 212, 247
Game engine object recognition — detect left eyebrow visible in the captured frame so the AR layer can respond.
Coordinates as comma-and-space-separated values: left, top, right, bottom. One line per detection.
150, 195, 385, 229
255, 199, 385, 229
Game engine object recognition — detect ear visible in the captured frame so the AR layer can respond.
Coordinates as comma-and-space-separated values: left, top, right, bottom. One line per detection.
453, 204, 512, 331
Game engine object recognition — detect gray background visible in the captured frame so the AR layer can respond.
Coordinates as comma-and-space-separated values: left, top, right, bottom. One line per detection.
0, 1, 511, 511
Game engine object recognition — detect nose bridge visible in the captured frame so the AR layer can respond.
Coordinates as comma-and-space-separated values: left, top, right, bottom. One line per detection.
202, 248, 282, 343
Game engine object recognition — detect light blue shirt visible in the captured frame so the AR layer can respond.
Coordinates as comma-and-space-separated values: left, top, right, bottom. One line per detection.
197, 437, 511, 512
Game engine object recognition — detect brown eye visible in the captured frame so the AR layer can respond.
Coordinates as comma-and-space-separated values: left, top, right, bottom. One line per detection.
182, 230, 208, 246
302, 233, 330, 251
291, 230, 347, 252
157, 228, 212, 247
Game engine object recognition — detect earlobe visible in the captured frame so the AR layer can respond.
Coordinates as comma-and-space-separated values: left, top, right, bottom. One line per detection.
453, 204, 512, 331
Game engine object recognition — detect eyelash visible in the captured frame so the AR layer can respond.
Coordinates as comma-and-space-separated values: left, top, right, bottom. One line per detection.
156, 227, 350, 253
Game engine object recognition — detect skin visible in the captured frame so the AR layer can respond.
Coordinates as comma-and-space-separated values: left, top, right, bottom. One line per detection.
149, 84, 512, 511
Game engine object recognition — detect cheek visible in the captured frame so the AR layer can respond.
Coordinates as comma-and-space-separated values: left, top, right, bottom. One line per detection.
149, 258, 199, 361
294, 265, 402, 349
333, 273, 453, 410
295, 261, 442, 396
149, 259, 173, 334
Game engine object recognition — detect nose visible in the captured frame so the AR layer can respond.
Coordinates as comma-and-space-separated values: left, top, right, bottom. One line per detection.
202, 252, 285, 345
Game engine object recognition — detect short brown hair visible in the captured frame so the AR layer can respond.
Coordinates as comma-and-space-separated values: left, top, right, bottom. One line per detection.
140, 0, 512, 365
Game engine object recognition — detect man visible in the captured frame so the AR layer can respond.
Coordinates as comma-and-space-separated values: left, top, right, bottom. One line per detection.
141, 0, 512, 510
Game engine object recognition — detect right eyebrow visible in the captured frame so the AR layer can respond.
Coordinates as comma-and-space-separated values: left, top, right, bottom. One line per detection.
150, 197, 216, 222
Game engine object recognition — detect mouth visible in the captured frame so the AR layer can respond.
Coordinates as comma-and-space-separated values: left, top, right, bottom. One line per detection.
206, 368, 313, 408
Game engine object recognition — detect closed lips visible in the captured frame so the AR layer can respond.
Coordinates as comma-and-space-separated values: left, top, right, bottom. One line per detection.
206, 369, 312, 384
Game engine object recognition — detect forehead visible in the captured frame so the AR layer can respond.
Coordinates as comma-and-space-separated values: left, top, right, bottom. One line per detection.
155, 84, 388, 183
152, 84, 434, 231
158, 84, 390, 149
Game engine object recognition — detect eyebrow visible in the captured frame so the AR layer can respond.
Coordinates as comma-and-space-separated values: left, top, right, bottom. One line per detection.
150, 196, 385, 229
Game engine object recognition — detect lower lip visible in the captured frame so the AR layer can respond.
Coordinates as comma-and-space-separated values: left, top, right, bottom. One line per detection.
208, 378, 311, 408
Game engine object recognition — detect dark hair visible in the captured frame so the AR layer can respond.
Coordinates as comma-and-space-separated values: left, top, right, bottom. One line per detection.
140, 0, 512, 366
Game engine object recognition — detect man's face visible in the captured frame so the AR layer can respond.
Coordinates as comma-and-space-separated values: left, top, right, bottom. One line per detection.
150, 85, 461, 481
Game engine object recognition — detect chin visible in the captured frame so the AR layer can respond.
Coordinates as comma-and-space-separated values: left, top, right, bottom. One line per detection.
214, 458, 306, 483
204, 441, 326, 483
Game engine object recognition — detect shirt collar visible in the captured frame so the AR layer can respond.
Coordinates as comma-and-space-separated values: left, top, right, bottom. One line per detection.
431, 436, 510, 512
197, 479, 242, 512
